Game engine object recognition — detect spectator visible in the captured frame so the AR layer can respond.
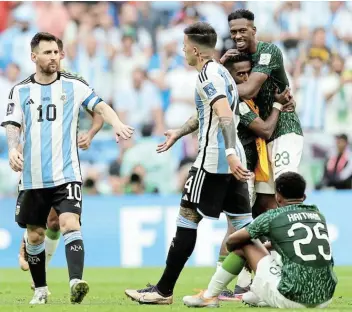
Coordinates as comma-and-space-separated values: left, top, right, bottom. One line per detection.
321, 54, 352, 135
120, 124, 178, 194
316, 134, 352, 190
116, 3, 153, 58
163, 60, 198, 129
112, 29, 148, 89
114, 67, 164, 135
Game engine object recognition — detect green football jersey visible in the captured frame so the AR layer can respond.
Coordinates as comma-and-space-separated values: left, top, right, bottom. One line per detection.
238, 101, 258, 171
247, 204, 337, 305
251, 42, 303, 141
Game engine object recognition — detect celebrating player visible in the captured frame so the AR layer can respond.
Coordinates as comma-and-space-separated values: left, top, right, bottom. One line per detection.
220, 9, 303, 216
184, 172, 337, 308
1, 32, 134, 304
125, 22, 252, 305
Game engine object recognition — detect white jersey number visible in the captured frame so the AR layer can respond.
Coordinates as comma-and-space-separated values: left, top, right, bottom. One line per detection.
287, 222, 332, 261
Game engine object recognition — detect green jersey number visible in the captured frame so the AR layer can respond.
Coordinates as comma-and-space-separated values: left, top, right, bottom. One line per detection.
288, 222, 332, 261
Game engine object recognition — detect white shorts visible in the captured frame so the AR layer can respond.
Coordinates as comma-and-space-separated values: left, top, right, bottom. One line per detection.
251, 255, 332, 309
255, 133, 304, 194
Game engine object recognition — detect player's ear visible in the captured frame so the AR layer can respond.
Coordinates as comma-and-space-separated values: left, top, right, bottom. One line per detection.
60, 51, 65, 60
252, 26, 257, 36
302, 194, 306, 201
31, 52, 37, 64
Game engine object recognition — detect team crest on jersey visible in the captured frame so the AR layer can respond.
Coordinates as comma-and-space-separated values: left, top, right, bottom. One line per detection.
259, 53, 271, 65
203, 83, 217, 98
61, 93, 67, 103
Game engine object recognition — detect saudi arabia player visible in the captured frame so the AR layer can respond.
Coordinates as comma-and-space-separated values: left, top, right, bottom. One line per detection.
220, 9, 303, 216
184, 172, 337, 308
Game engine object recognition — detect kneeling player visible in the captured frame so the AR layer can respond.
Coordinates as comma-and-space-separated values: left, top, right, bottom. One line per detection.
183, 172, 337, 308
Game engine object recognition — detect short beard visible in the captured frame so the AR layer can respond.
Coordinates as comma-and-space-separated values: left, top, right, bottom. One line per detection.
39, 65, 57, 76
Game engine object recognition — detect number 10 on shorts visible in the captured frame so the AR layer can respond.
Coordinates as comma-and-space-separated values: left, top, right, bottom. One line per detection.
66, 183, 82, 201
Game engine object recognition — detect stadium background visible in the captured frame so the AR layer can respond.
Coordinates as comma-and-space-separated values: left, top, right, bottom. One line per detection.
0, 1, 351, 268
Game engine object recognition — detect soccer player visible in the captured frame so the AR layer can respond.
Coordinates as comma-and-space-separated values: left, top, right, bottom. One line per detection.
124, 22, 252, 305
184, 172, 337, 308
1, 32, 134, 304
217, 53, 294, 300
220, 9, 303, 217
18, 37, 105, 290
154, 53, 291, 301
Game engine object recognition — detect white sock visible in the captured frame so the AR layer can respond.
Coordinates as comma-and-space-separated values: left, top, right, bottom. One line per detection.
236, 267, 252, 288
45, 235, 60, 268
204, 267, 235, 298
23, 229, 28, 243
70, 278, 80, 288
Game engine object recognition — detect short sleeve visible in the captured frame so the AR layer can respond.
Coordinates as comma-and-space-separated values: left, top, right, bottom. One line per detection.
252, 44, 283, 76
199, 69, 227, 106
1, 87, 23, 128
246, 211, 272, 238
79, 81, 103, 112
239, 102, 258, 127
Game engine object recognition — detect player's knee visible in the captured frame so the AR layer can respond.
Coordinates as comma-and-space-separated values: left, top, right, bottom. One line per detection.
59, 212, 80, 233
178, 206, 202, 228
228, 215, 253, 231
26, 226, 46, 244
47, 214, 60, 232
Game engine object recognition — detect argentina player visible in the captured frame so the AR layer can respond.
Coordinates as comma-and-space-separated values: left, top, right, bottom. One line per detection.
125, 22, 252, 305
1, 32, 134, 304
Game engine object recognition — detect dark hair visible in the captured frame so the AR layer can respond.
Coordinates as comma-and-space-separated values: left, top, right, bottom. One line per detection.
56, 37, 63, 52
228, 9, 255, 22
30, 32, 57, 51
223, 53, 251, 70
275, 172, 306, 200
184, 22, 217, 48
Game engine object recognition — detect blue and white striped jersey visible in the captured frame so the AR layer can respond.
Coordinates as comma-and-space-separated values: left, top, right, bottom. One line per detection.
1, 72, 102, 190
194, 60, 246, 174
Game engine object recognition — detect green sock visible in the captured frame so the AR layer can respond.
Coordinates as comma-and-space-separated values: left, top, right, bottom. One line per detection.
222, 252, 245, 275
217, 255, 227, 263
46, 228, 60, 240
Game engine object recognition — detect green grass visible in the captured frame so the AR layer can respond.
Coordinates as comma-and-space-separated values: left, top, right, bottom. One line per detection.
0, 267, 351, 311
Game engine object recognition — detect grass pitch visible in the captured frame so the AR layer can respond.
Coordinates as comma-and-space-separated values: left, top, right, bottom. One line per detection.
0, 267, 351, 311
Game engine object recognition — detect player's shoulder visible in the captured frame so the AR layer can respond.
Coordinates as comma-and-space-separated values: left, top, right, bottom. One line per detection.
60, 71, 89, 87
197, 60, 223, 84
9, 75, 32, 99
258, 41, 282, 56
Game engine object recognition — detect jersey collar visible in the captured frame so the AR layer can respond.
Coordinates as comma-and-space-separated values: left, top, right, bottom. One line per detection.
30, 71, 61, 85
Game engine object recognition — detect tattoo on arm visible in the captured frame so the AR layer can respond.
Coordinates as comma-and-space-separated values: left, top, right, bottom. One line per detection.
219, 116, 237, 149
6, 125, 20, 150
176, 116, 199, 139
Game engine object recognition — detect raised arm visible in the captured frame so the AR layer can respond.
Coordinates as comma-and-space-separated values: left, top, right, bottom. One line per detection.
236, 72, 268, 99
94, 101, 134, 142
249, 109, 280, 140
156, 115, 199, 153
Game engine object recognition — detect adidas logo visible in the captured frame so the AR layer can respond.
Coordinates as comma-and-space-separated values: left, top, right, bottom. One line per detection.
26, 99, 34, 105
182, 194, 188, 201
74, 202, 81, 208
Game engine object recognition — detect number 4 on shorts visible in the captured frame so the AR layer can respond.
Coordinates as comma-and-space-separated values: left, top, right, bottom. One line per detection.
184, 176, 194, 194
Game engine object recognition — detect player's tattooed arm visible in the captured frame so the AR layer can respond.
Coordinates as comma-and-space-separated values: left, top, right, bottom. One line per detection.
219, 116, 237, 149
6, 125, 21, 150
175, 115, 199, 139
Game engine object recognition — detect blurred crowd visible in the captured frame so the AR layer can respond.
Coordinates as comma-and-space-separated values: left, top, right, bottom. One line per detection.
0, 1, 351, 197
